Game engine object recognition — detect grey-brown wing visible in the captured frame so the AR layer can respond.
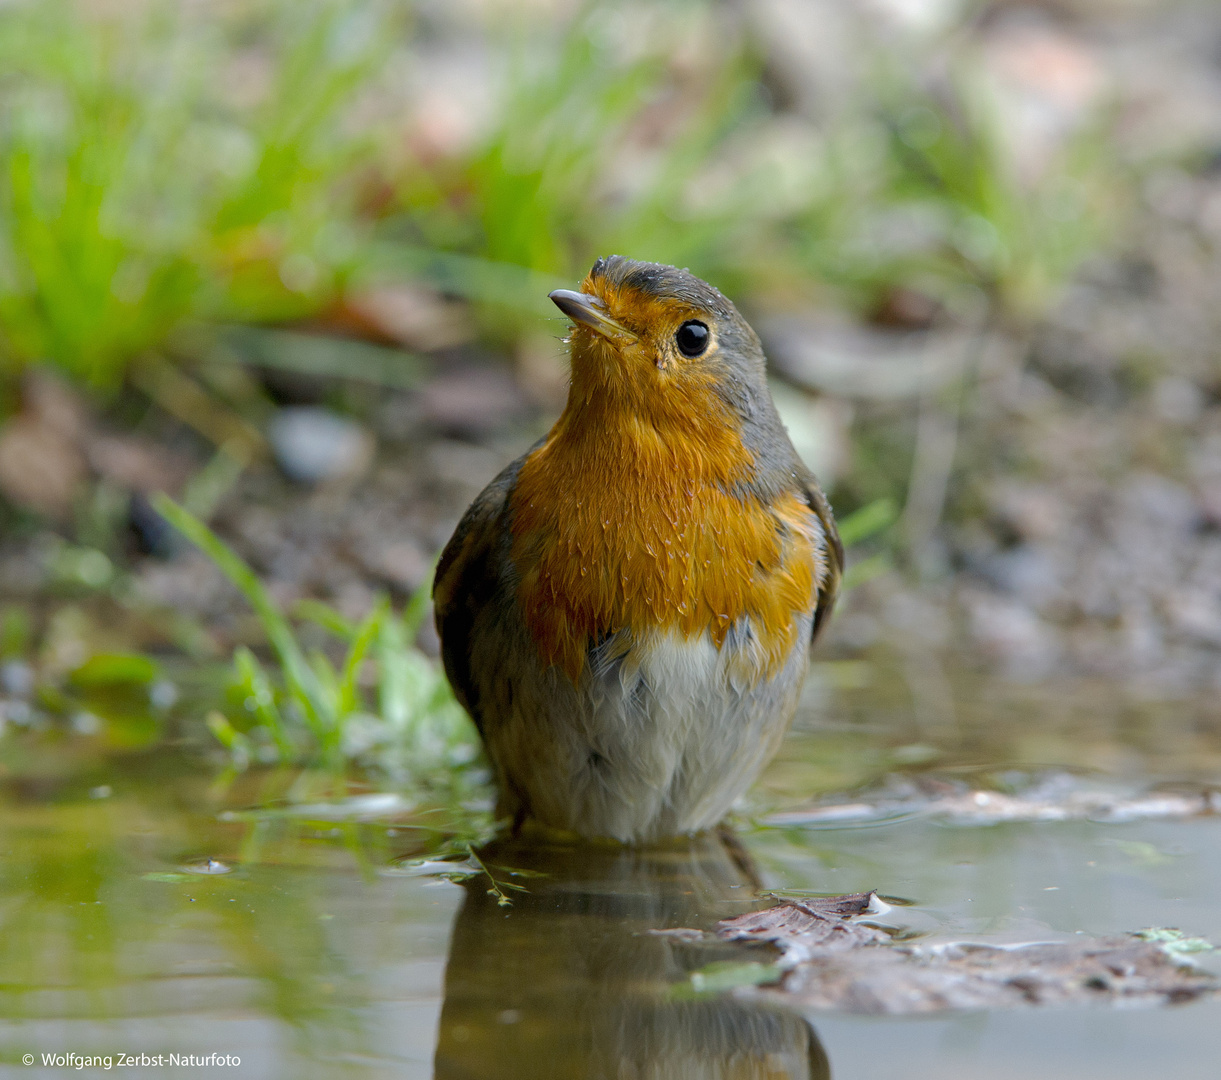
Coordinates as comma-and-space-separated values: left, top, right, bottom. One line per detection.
432, 448, 534, 734
800, 477, 842, 647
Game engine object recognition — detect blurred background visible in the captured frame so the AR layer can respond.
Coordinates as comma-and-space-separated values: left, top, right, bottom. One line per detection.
4, 0, 1221, 786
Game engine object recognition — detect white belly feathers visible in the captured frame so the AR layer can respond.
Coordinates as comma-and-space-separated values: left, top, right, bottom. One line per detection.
475, 611, 813, 842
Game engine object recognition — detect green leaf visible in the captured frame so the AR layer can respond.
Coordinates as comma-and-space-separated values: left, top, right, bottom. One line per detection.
69, 653, 159, 687
0, 605, 32, 658
837, 498, 899, 547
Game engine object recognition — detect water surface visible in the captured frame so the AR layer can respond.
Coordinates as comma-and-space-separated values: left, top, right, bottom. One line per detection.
2, 661, 1219, 1078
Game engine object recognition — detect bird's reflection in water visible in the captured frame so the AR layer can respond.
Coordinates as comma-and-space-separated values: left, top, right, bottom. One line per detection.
434, 830, 829, 1080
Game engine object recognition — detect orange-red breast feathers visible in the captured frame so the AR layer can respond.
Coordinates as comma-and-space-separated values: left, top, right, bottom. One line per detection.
510, 262, 828, 684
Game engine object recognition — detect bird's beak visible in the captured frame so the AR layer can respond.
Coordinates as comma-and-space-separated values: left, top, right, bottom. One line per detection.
549, 289, 638, 344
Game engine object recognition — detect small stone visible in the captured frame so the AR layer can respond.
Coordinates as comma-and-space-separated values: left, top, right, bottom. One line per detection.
268, 407, 374, 485
0, 660, 33, 697
71, 711, 102, 735
2, 700, 32, 726
149, 680, 179, 710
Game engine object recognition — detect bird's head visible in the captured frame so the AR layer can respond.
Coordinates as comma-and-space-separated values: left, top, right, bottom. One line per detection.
549, 256, 776, 447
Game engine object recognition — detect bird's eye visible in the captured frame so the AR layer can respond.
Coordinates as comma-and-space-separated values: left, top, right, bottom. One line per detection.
675, 321, 709, 358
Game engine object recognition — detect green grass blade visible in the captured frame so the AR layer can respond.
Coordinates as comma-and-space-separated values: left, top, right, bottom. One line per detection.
151, 494, 325, 725
837, 498, 899, 548
339, 596, 388, 717
308, 650, 341, 730
206, 710, 250, 769
234, 645, 295, 759
842, 552, 893, 591
377, 613, 410, 730
294, 599, 357, 642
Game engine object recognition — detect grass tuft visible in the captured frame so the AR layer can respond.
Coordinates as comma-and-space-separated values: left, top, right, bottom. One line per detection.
152, 493, 483, 793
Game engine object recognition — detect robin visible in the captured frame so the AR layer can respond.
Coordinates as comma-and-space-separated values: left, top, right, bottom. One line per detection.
434, 256, 841, 843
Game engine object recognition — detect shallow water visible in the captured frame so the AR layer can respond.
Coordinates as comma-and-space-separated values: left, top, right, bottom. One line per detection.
2, 662, 1220, 1079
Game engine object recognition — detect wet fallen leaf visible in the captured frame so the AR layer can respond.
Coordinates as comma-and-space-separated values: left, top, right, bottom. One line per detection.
771, 936, 1218, 1014
715, 897, 889, 963
661, 895, 1219, 1015
767, 892, 877, 918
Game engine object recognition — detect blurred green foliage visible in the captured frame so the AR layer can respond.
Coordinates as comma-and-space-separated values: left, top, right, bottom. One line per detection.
788, 66, 1117, 323
0, 0, 1123, 398
0, 0, 392, 390
399, 7, 772, 281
